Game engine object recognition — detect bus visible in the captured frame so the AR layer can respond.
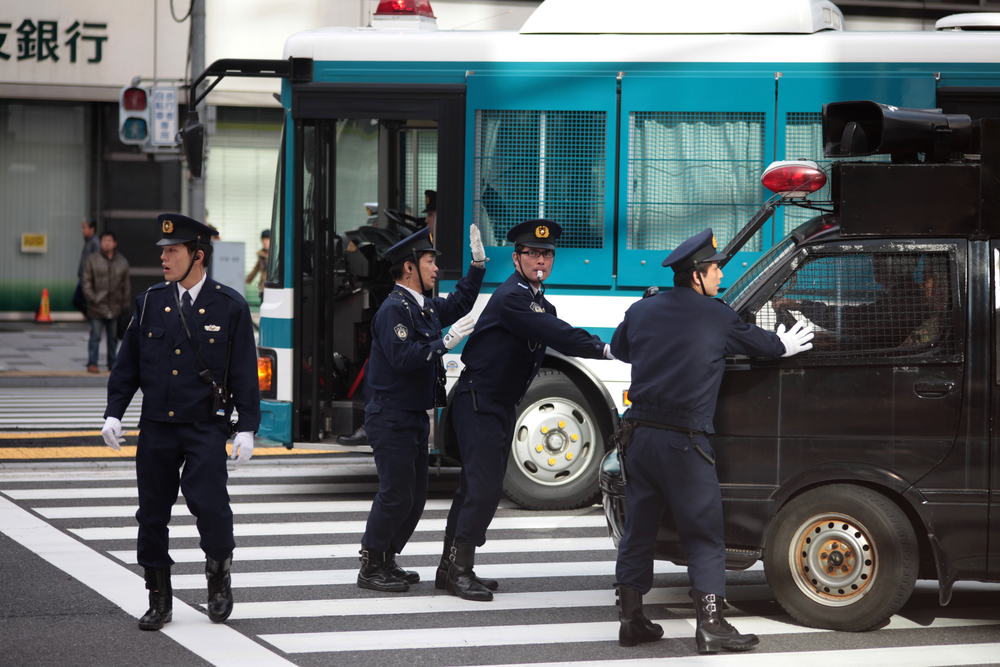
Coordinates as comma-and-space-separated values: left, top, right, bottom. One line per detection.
247, 0, 1000, 510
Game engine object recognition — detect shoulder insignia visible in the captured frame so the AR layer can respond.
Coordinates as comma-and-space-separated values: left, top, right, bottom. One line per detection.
530, 302, 545, 313
517, 283, 529, 290
394, 323, 408, 341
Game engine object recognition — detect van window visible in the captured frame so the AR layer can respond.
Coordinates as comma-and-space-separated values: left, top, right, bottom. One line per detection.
755, 250, 954, 359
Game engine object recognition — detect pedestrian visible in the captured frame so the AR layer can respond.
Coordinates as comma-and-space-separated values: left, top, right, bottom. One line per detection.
100, 213, 260, 631
441, 219, 614, 601
609, 228, 813, 653
423, 190, 436, 232
81, 231, 131, 372
245, 229, 270, 303
358, 224, 486, 592
74, 218, 99, 318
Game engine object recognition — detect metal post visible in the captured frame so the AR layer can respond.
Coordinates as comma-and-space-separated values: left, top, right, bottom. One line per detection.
188, 0, 206, 224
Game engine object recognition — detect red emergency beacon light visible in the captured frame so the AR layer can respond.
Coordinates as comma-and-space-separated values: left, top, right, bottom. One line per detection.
375, 0, 435, 17
761, 160, 827, 198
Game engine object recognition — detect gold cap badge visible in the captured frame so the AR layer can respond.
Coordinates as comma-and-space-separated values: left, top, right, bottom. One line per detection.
162, 220, 174, 234
536, 225, 550, 239
711, 235, 717, 249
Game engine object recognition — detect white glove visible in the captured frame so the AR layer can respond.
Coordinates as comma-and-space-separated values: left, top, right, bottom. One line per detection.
469, 224, 486, 263
604, 344, 616, 360
231, 431, 254, 465
101, 416, 126, 451
443, 314, 476, 350
777, 321, 815, 358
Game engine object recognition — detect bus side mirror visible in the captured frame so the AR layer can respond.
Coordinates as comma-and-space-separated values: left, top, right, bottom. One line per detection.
823, 100, 975, 163
178, 111, 206, 178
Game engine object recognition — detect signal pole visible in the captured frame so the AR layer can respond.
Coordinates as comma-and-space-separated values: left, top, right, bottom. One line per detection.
188, 0, 207, 225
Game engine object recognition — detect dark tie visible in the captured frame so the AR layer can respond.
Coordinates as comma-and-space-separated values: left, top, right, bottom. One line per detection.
181, 291, 195, 322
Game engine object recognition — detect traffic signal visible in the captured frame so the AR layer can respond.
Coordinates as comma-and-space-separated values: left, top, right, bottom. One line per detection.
119, 85, 150, 145
823, 100, 975, 163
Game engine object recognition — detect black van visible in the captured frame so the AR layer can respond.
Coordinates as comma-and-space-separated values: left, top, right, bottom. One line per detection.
600, 102, 1000, 632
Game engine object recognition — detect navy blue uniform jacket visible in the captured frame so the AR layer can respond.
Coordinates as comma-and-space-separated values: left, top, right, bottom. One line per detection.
460, 271, 605, 405
367, 264, 485, 411
611, 286, 784, 433
105, 279, 261, 433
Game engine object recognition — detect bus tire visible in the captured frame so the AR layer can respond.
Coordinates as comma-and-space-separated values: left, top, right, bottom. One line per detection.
502, 369, 605, 510
763, 484, 918, 631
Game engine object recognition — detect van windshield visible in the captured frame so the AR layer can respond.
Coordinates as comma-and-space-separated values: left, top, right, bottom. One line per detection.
722, 235, 796, 308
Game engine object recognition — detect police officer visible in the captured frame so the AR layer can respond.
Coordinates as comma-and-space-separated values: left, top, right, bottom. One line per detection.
358, 224, 486, 592
610, 228, 813, 653
440, 219, 614, 601
100, 213, 260, 631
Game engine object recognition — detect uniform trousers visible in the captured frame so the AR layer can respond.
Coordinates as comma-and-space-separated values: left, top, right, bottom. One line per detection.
135, 418, 234, 569
361, 403, 429, 553
445, 387, 516, 546
614, 427, 726, 596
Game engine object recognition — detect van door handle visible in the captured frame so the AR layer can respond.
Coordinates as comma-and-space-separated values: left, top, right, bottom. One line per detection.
913, 380, 956, 398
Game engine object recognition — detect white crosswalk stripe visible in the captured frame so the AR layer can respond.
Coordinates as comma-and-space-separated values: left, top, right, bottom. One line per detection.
0, 388, 142, 429
2, 462, 998, 667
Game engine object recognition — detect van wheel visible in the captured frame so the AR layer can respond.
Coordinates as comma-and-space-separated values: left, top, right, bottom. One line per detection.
503, 370, 606, 510
763, 484, 918, 631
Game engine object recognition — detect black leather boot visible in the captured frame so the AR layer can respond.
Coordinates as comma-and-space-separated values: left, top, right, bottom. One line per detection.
435, 535, 498, 591
337, 426, 367, 446
138, 568, 172, 631
691, 589, 759, 654
445, 541, 493, 601
357, 548, 409, 592
387, 552, 420, 585
205, 554, 234, 623
616, 586, 663, 647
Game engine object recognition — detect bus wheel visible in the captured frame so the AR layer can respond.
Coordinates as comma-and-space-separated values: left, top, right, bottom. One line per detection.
503, 369, 606, 510
763, 484, 918, 631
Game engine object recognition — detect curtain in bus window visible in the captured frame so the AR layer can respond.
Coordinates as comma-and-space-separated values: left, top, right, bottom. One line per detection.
335, 119, 379, 233
627, 111, 766, 253
473, 110, 606, 249
783, 112, 890, 236
402, 129, 438, 219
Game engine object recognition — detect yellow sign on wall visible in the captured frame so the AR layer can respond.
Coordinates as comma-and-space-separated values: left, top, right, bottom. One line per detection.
21, 233, 47, 253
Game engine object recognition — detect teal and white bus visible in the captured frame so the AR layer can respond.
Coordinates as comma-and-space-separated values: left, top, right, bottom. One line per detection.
248, 0, 1000, 509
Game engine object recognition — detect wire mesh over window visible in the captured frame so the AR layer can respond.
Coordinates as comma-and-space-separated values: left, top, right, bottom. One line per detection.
626, 111, 767, 253
784, 112, 890, 235
473, 110, 606, 249
754, 251, 954, 360
402, 129, 438, 219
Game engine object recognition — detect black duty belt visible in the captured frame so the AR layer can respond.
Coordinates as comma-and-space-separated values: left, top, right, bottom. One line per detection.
630, 419, 715, 466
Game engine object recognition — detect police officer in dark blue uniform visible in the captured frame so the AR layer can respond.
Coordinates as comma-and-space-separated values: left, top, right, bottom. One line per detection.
100, 213, 260, 631
358, 225, 486, 592
440, 219, 614, 601
610, 228, 813, 652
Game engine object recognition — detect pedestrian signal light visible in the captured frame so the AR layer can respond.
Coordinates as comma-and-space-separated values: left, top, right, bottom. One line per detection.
761, 161, 827, 198
118, 85, 150, 145
823, 101, 974, 163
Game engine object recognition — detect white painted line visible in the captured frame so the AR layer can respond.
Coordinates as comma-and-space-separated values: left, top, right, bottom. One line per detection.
71, 514, 608, 540
170, 560, 703, 590
4, 482, 378, 500
110, 537, 617, 564
0, 494, 293, 667
459, 643, 1000, 667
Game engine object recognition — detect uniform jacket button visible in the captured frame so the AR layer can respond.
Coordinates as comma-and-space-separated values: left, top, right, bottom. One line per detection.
168, 411, 174, 417
172, 370, 178, 375
209, 339, 215, 344
175, 349, 181, 355
199, 309, 205, 314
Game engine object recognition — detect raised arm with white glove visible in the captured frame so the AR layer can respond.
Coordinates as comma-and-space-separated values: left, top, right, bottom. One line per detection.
443, 313, 476, 350
469, 223, 486, 263
231, 431, 254, 465
776, 321, 815, 357
101, 416, 126, 451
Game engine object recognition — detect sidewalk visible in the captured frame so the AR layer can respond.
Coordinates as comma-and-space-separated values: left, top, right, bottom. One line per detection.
0, 320, 102, 377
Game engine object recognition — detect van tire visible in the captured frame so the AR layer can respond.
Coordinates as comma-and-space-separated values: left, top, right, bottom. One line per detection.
502, 370, 605, 510
763, 484, 918, 631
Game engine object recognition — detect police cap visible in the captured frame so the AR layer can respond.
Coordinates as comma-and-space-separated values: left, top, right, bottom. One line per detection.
156, 213, 215, 246
385, 227, 441, 266
423, 190, 437, 213
507, 219, 561, 250
662, 228, 727, 271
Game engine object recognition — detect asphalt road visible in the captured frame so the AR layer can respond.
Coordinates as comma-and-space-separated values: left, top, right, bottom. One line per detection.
1, 457, 999, 667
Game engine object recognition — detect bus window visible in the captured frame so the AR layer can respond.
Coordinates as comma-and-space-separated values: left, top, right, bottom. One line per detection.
265, 123, 284, 287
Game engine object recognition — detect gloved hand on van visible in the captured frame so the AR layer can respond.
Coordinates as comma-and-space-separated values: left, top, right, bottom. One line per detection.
776, 320, 815, 357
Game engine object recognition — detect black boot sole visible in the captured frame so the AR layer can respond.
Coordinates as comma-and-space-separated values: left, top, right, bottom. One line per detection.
696, 639, 760, 654
358, 576, 409, 592
436, 568, 499, 591
138, 611, 172, 631
445, 582, 493, 601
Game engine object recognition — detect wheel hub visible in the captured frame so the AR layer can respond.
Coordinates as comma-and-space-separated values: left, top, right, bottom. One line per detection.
789, 513, 877, 607
511, 398, 596, 487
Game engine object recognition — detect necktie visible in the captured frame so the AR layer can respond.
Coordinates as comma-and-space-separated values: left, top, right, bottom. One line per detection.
181, 291, 195, 322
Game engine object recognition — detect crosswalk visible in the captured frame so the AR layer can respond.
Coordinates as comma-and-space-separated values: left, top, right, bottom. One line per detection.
0, 388, 140, 429
1, 460, 998, 667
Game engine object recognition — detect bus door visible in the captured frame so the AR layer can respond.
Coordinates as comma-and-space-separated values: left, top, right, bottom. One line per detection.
291, 84, 466, 442
616, 74, 777, 289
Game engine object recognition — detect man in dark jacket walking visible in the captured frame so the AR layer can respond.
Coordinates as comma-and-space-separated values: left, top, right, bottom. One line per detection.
82, 231, 131, 372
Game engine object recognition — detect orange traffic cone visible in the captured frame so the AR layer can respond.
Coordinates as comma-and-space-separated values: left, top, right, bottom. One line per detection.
36, 288, 53, 323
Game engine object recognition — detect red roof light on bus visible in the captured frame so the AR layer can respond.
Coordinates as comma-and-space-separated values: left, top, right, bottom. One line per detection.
375, 0, 435, 18
760, 160, 827, 198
